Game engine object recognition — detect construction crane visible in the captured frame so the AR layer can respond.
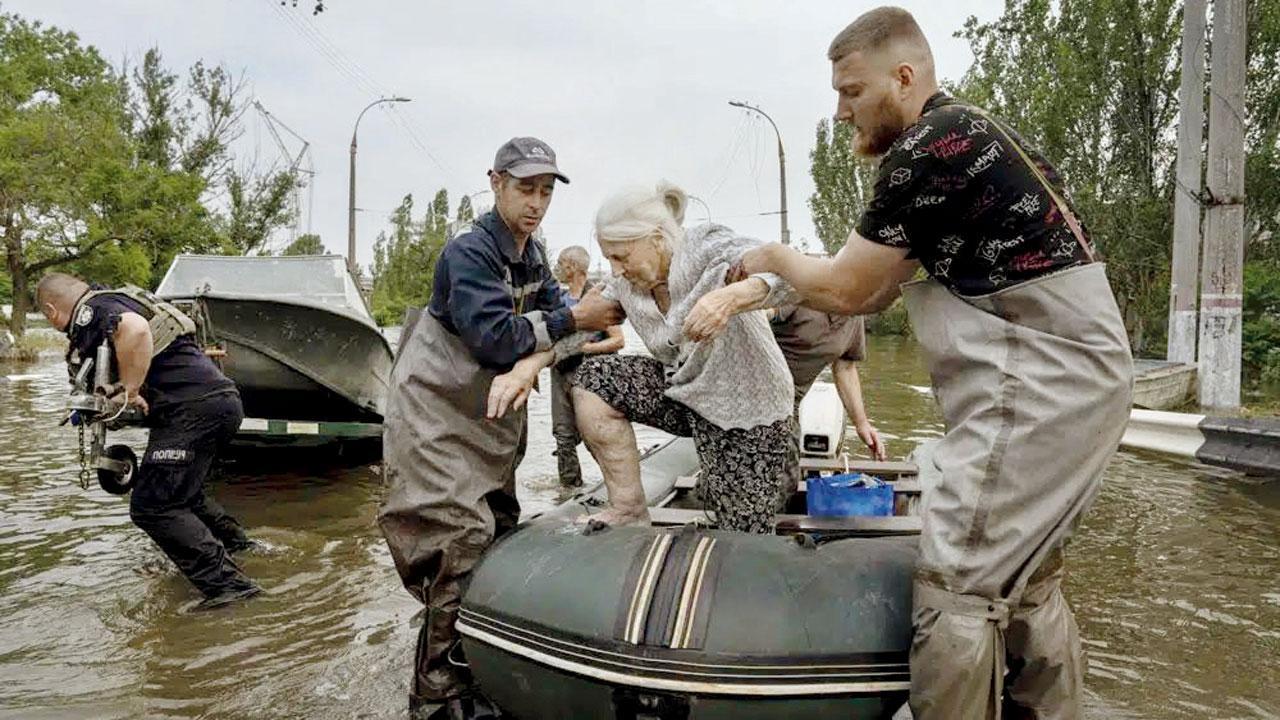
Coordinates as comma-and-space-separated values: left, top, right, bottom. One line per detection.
253, 100, 316, 244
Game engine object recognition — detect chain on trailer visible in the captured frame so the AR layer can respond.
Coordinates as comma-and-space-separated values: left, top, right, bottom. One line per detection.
62, 341, 145, 496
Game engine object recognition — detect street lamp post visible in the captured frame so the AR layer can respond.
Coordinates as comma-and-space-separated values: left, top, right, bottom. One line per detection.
348, 96, 411, 277
729, 100, 789, 245
467, 188, 494, 214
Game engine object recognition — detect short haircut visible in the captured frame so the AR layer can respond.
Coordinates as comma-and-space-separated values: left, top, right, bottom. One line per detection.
558, 245, 590, 270
828, 6, 931, 63
35, 272, 88, 308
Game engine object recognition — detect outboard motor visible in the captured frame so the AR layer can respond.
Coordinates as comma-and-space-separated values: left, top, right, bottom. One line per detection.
798, 382, 847, 458
62, 341, 145, 495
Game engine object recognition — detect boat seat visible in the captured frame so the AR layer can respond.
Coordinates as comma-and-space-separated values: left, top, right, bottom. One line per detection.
648, 506, 922, 536
672, 475, 922, 494
797, 458, 919, 476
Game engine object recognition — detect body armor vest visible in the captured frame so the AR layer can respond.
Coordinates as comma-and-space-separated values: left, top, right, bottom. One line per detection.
71, 285, 197, 356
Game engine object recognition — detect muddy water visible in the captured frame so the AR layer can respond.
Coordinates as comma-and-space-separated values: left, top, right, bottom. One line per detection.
0, 331, 1277, 719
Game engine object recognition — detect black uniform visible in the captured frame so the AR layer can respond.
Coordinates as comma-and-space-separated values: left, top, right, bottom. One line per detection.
66, 290, 258, 600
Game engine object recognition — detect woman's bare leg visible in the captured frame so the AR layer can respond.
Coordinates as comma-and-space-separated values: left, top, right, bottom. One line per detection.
572, 386, 650, 527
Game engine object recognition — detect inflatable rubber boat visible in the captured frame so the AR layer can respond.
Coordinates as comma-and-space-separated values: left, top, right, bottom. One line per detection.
459, 384, 922, 719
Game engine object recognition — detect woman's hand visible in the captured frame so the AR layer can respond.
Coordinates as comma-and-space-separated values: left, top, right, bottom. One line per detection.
582, 325, 625, 355
683, 276, 772, 342
683, 287, 738, 342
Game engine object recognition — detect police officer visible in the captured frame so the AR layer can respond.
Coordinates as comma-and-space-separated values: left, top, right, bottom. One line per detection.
36, 272, 260, 609
377, 138, 622, 720
692, 8, 1132, 717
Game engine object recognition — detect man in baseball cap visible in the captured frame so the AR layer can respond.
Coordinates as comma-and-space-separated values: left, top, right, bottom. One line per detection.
490, 136, 570, 184
379, 136, 620, 720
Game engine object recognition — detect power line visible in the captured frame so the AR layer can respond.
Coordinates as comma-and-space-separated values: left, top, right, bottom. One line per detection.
705, 115, 752, 201
291, 6, 461, 184
270, 1, 383, 96
265, 0, 460, 185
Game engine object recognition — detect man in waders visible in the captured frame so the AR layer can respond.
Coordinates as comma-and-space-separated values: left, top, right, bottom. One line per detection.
707, 8, 1134, 717
37, 273, 259, 609
550, 245, 624, 486
378, 138, 623, 720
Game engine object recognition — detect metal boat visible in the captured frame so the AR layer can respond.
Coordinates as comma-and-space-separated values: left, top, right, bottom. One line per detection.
1132, 359, 1197, 410
156, 254, 392, 424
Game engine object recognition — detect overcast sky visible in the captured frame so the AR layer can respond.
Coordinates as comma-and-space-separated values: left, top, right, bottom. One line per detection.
8, 0, 1001, 272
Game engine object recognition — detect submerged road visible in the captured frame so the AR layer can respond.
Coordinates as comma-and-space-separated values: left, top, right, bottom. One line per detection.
0, 330, 1276, 718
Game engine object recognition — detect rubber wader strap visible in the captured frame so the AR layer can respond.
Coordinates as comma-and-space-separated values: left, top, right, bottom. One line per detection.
971, 107, 1096, 262
915, 582, 1012, 630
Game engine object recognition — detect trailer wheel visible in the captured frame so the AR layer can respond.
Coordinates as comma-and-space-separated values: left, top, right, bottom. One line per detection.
98, 444, 138, 496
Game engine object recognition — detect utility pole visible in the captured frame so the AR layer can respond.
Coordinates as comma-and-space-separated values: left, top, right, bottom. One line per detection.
729, 100, 790, 245
1197, 0, 1247, 410
348, 96, 410, 278
1168, 0, 1207, 365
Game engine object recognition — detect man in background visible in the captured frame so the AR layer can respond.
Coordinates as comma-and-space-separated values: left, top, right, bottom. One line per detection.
772, 307, 885, 460
550, 245, 623, 487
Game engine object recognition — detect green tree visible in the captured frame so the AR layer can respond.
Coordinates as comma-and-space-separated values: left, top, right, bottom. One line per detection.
369, 191, 452, 326
281, 233, 325, 256
1242, 0, 1280, 265
456, 194, 475, 224
953, 0, 1280, 365
0, 14, 307, 335
0, 13, 135, 335
122, 48, 297, 265
808, 119, 877, 254
218, 167, 298, 255
956, 0, 1182, 354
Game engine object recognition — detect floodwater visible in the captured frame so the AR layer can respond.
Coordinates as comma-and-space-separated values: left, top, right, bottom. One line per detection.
0, 328, 1277, 719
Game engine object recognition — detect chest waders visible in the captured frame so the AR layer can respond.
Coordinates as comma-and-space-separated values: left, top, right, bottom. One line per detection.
901, 263, 1132, 719
377, 268, 539, 709
901, 108, 1133, 719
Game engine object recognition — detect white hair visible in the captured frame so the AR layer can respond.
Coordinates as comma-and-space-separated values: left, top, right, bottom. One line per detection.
594, 181, 688, 250
558, 245, 590, 270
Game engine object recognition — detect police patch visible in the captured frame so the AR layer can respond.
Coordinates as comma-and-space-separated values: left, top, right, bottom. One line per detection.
147, 447, 191, 464
74, 305, 94, 327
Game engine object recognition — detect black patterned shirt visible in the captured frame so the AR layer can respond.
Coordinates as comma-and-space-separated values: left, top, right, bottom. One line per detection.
857, 93, 1093, 295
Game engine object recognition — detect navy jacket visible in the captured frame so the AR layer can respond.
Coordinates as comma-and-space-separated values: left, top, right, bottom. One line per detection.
427, 210, 576, 369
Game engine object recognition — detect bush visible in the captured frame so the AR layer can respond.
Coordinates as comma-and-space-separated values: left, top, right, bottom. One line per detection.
1243, 261, 1280, 392
865, 298, 912, 337
0, 329, 66, 361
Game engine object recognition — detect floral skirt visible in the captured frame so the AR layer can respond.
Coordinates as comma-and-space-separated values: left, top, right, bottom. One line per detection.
573, 354, 797, 533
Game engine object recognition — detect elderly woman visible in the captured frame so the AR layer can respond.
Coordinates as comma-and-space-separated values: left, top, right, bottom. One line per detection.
490, 183, 798, 533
